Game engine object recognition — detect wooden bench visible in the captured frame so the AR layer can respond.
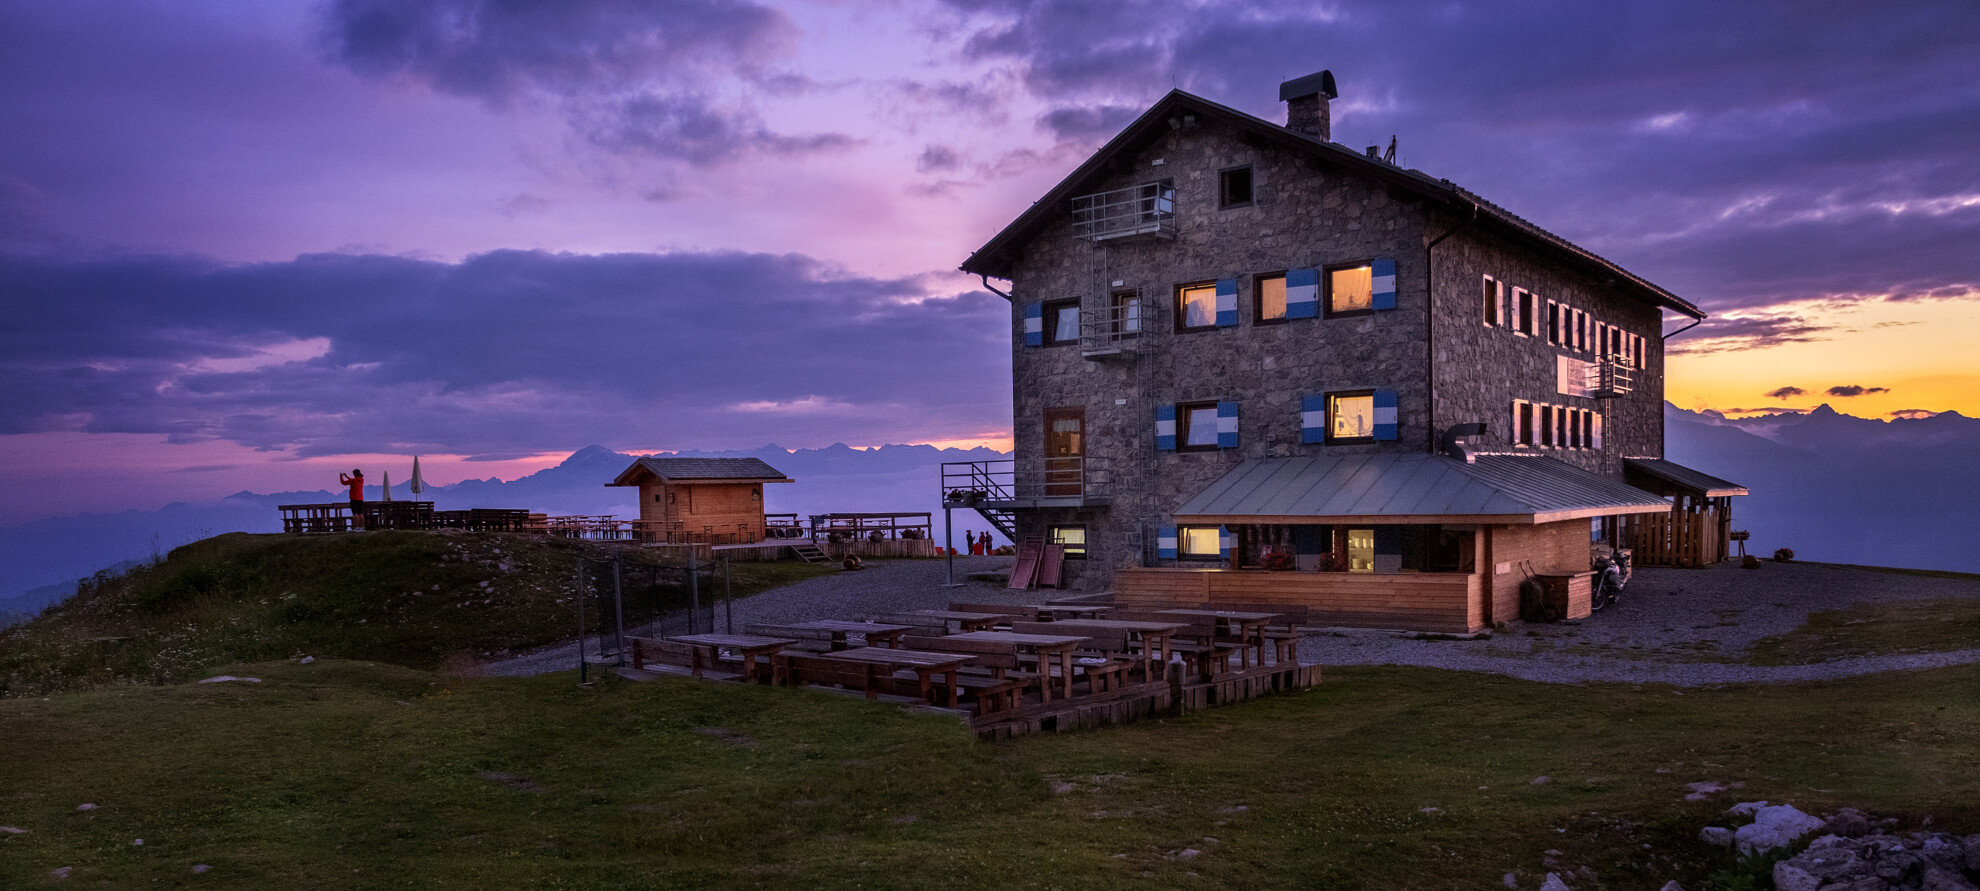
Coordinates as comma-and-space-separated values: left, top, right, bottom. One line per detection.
947, 603, 1038, 623
743, 624, 841, 652
1107, 611, 1239, 676
1008, 622, 1137, 691
901, 635, 1033, 711
1193, 603, 1308, 662
629, 636, 739, 680
773, 652, 911, 700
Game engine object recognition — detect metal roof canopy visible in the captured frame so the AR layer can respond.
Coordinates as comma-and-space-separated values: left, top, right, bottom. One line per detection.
1623, 458, 1749, 498
1172, 453, 1672, 526
607, 456, 793, 487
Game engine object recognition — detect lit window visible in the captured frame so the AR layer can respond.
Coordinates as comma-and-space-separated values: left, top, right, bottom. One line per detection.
1177, 282, 1217, 330
1045, 300, 1079, 345
1255, 273, 1287, 323
1219, 166, 1253, 208
1049, 525, 1087, 559
1327, 391, 1375, 443
1327, 263, 1373, 315
1180, 526, 1222, 559
1345, 528, 1375, 572
1178, 401, 1220, 449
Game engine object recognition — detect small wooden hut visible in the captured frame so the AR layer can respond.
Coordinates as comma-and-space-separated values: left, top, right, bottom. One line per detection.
607, 457, 793, 545
1618, 458, 1749, 567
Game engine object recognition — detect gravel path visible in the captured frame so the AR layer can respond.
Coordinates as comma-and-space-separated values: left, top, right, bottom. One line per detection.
1303, 561, 1980, 686
485, 556, 1025, 677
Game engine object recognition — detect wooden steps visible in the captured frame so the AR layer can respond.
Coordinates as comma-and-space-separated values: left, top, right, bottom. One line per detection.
789, 542, 830, 564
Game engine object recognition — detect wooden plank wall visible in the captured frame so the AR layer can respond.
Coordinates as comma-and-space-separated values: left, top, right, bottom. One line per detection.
1484, 521, 1592, 625
1623, 501, 1725, 568
1114, 568, 1482, 633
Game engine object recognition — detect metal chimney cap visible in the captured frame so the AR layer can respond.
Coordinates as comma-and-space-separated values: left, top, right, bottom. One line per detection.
1279, 70, 1337, 102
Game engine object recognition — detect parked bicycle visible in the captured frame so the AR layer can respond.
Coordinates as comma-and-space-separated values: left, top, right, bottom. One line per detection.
1590, 549, 1633, 611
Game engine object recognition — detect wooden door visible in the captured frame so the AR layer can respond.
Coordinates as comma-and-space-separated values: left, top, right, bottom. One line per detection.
1044, 407, 1084, 497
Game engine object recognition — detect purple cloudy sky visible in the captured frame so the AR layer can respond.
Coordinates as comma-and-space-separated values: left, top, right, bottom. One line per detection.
3, 0, 1977, 519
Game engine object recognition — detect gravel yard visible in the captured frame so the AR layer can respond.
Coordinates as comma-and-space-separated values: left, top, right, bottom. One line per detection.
489, 556, 1980, 686
1304, 560, 1980, 685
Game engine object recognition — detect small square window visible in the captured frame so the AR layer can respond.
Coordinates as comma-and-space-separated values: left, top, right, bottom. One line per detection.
1326, 262, 1374, 315
1179, 525, 1222, 559
1255, 272, 1287, 324
1326, 390, 1375, 443
1177, 401, 1220, 450
1110, 291, 1142, 336
1219, 166, 1253, 208
1049, 525, 1087, 559
1176, 282, 1218, 331
1044, 299, 1080, 345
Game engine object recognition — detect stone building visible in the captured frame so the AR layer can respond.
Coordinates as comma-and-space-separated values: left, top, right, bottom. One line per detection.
951, 71, 1744, 631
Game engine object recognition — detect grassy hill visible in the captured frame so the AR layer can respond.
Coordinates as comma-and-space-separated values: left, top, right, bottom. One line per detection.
0, 531, 830, 697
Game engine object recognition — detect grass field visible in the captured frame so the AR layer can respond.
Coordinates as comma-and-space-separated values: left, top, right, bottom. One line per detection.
3, 658, 1974, 889
0, 531, 834, 697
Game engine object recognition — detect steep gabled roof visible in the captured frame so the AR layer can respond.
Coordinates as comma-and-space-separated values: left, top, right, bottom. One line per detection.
960, 89, 1704, 320
607, 456, 792, 487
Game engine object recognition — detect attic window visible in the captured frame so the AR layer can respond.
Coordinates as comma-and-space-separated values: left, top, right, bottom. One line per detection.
1219, 166, 1253, 208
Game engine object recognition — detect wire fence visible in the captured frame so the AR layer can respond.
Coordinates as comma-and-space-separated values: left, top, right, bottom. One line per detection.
571, 551, 738, 681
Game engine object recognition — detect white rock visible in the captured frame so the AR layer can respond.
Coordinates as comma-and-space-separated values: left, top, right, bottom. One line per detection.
132, 838, 142, 846
1659, 882, 1684, 891
1922, 865, 1980, 891
1177, 848, 1201, 859
299, 656, 314, 664
50, 866, 72, 879
1725, 800, 1768, 817
1540, 873, 1574, 891
1698, 826, 1734, 846
1736, 804, 1826, 856
192, 865, 211, 874
0, 826, 27, 834
1530, 776, 1552, 785
1771, 862, 1820, 891
1503, 873, 1517, 888
75, 804, 96, 811
198, 676, 261, 684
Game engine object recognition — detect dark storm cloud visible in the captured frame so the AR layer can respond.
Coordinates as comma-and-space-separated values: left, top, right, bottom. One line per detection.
319, 0, 852, 166
1826, 385, 1889, 398
0, 250, 1011, 457
938, 0, 1980, 316
1038, 105, 1140, 142
1764, 386, 1805, 400
1665, 314, 1829, 355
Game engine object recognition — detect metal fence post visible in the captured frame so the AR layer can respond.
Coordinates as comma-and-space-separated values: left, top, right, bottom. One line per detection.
612, 555, 627, 666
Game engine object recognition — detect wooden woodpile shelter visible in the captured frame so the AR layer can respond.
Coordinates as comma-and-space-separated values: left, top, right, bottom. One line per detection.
1618, 458, 1749, 568
618, 601, 1319, 740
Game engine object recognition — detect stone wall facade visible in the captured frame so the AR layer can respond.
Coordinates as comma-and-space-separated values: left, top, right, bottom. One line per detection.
997, 116, 1676, 592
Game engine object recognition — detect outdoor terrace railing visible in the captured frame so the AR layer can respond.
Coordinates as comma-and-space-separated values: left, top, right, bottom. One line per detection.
1070, 181, 1175, 242
1588, 357, 1634, 398
941, 458, 1111, 504
1079, 290, 1150, 358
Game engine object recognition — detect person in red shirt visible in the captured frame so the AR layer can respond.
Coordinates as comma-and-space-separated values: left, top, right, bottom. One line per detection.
339, 469, 365, 530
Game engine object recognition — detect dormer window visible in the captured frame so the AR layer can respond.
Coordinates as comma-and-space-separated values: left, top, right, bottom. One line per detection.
1219, 166, 1253, 208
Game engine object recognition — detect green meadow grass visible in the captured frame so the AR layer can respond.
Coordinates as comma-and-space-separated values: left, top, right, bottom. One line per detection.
0, 531, 833, 696
3, 660, 1974, 889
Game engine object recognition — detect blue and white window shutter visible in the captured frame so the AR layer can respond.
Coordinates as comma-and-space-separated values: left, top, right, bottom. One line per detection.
1372, 389, 1399, 441
1157, 525, 1178, 559
1216, 401, 1239, 448
1214, 278, 1239, 327
1285, 268, 1318, 319
1300, 394, 1326, 443
1371, 258, 1397, 310
1022, 303, 1043, 346
1155, 405, 1177, 451
1219, 526, 1235, 560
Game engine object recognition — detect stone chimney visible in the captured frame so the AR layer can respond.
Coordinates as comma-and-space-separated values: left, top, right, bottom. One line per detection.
1279, 70, 1337, 141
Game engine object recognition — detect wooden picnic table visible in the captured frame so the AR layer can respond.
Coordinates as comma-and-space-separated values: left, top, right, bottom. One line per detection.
1155, 609, 1284, 668
1040, 604, 1113, 620
941, 631, 1088, 703
900, 608, 1011, 632
1038, 619, 1182, 680
815, 646, 977, 707
669, 633, 797, 683
782, 620, 913, 650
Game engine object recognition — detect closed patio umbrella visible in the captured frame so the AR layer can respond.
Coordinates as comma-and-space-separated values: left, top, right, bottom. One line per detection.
409, 456, 425, 498
380, 471, 393, 501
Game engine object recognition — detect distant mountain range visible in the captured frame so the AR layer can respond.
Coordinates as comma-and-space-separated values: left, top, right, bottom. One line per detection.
0, 442, 1007, 621
7, 406, 1977, 622
1664, 403, 1979, 574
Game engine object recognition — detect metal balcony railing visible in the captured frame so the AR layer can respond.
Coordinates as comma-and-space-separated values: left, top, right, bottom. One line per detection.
1079, 291, 1150, 358
1588, 358, 1634, 398
1071, 181, 1175, 242
941, 458, 1111, 504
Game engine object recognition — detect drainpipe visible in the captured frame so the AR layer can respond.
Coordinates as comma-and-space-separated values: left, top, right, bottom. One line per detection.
1424, 199, 1479, 452
1662, 316, 1703, 340
978, 274, 1012, 301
